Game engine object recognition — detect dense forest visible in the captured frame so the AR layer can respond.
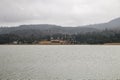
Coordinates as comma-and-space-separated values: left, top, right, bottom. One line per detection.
0, 29, 120, 44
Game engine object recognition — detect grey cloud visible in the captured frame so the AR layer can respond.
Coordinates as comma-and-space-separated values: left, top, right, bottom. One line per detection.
0, 0, 120, 26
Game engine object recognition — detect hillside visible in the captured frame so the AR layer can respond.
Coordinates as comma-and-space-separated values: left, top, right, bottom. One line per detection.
83, 17, 120, 30
0, 24, 98, 35
0, 17, 120, 44
0, 17, 120, 35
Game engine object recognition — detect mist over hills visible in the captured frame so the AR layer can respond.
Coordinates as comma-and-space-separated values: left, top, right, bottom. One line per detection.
85, 17, 120, 30
0, 17, 120, 35
0, 17, 120, 44
0, 24, 98, 35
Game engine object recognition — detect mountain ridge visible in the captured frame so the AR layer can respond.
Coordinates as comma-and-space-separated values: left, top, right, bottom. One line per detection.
0, 17, 120, 35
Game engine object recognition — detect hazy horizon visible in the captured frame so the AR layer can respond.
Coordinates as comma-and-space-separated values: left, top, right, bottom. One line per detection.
0, 0, 120, 27
0, 17, 120, 27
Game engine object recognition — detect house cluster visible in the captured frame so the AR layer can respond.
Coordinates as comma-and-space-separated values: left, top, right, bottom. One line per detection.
12, 37, 70, 45
39, 37, 69, 45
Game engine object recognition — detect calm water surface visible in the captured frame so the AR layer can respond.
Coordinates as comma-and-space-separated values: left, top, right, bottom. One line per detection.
0, 45, 120, 80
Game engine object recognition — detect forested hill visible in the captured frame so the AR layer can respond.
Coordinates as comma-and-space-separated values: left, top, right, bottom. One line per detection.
0, 17, 120, 44
83, 17, 120, 30
0, 17, 120, 35
0, 24, 98, 35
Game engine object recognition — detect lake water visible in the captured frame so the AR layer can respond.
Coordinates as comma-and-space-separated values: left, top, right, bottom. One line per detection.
0, 45, 120, 80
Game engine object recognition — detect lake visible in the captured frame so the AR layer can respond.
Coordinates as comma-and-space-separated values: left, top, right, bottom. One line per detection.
0, 45, 120, 80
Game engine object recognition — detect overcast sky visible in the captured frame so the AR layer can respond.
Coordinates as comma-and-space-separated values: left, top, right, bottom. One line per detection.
0, 0, 120, 27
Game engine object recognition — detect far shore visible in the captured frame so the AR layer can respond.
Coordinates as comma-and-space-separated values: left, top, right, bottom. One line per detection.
1, 43, 120, 45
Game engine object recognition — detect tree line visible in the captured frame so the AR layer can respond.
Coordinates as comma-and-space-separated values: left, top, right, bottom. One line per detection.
0, 29, 120, 44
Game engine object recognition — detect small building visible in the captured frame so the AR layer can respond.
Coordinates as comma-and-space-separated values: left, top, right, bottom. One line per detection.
51, 40, 66, 44
39, 40, 67, 45
12, 41, 18, 44
39, 40, 52, 45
